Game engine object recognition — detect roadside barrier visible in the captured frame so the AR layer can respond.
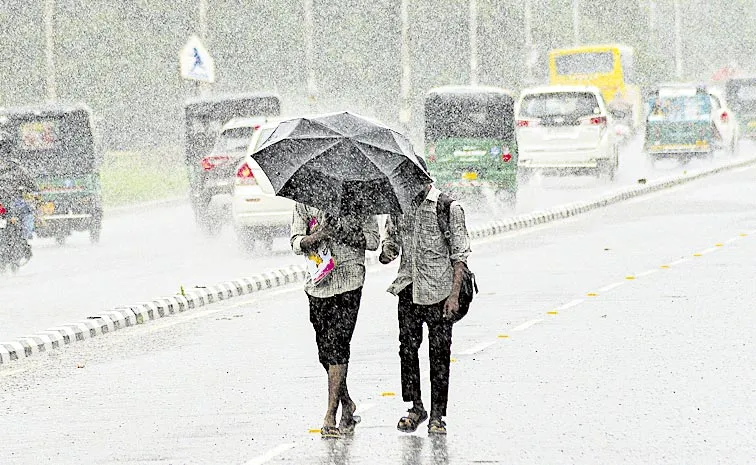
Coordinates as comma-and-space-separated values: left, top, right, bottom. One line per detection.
3, 155, 755, 365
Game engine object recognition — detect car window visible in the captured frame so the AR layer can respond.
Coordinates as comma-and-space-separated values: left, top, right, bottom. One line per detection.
519, 92, 601, 119
212, 127, 257, 153
709, 94, 722, 110
253, 128, 277, 150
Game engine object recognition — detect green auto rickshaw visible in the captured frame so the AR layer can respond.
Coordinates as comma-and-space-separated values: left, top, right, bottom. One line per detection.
643, 85, 717, 165
0, 103, 102, 245
424, 86, 518, 206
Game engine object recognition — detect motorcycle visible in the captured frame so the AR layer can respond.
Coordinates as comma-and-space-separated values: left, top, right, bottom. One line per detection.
0, 195, 33, 274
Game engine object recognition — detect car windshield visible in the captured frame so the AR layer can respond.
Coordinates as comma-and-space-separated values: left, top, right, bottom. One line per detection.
555, 52, 614, 75
647, 94, 711, 122
729, 81, 756, 112
424, 94, 514, 140
519, 92, 600, 119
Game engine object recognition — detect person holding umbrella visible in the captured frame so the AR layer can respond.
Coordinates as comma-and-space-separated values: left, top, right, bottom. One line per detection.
291, 205, 379, 437
251, 111, 433, 437
379, 157, 472, 435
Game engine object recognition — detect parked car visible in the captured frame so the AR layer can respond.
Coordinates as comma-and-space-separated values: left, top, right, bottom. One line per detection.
231, 120, 294, 251
516, 85, 619, 180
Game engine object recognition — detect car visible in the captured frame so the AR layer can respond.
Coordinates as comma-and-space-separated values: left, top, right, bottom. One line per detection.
725, 76, 756, 139
643, 84, 740, 165
231, 120, 294, 251
515, 85, 619, 180
707, 87, 741, 154
192, 116, 266, 235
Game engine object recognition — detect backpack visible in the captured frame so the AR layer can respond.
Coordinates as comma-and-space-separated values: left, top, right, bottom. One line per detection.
436, 193, 478, 321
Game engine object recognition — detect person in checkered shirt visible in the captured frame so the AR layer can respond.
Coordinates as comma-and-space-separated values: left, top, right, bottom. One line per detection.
379, 157, 471, 435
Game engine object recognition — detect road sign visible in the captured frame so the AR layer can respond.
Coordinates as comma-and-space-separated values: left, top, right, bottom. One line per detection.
180, 35, 215, 83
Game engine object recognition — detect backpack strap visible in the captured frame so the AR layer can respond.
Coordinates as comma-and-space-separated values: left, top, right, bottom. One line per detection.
436, 192, 454, 250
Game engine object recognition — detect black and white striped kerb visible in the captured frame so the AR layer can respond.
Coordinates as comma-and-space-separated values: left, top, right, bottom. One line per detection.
2, 155, 755, 365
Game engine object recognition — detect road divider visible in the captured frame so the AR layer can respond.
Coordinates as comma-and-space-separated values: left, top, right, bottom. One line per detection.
3, 155, 756, 365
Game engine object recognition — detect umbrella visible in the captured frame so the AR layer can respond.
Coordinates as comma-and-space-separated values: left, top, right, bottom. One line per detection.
250, 111, 431, 216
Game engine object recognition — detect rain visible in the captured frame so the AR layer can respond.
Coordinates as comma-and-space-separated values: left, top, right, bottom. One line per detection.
1, 1, 756, 463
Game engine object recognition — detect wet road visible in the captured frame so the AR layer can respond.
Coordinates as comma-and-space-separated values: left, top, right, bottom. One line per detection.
1, 160, 755, 464
1, 137, 750, 341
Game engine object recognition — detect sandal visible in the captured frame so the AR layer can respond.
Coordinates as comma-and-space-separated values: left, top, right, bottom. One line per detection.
338, 414, 361, 435
396, 407, 428, 433
428, 417, 447, 435
320, 425, 342, 438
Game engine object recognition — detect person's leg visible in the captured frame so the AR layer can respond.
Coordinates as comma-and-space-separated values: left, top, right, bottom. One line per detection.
334, 288, 362, 428
427, 300, 453, 429
308, 294, 340, 430
397, 286, 428, 431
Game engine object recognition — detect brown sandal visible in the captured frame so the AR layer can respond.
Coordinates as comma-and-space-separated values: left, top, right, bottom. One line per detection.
397, 407, 428, 433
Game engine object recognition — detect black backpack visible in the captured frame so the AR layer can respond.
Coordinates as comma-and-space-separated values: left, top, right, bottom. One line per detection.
436, 193, 478, 321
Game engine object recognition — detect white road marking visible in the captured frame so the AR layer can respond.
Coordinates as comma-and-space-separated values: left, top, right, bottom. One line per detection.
512, 319, 542, 332
699, 247, 719, 255
726, 237, 739, 244
556, 299, 584, 311
598, 282, 624, 293
457, 341, 497, 355
242, 443, 296, 465
635, 269, 659, 277
357, 402, 376, 413
670, 258, 690, 266
732, 165, 756, 173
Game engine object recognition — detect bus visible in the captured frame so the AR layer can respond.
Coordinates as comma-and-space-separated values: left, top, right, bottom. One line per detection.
424, 86, 518, 206
548, 44, 642, 131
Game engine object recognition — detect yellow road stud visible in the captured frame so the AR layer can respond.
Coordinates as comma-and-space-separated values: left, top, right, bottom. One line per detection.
625, 276, 636, 280
497, 334, 509, 339
309, 428, 321, 434
381, 392, 396, 397
587, 293, 598, 297
660, 265, 670, 269
450, 358, 457, 363
740, 233, 748, 237
547, 311, 558, 315
693, 253, 702, 257
715, 243, 723, 247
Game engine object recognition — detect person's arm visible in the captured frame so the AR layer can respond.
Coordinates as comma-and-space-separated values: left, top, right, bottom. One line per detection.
443, 203, 472, 319
379, 215, 402, 264
290, 204, 329, 255
362, 215, 380, 251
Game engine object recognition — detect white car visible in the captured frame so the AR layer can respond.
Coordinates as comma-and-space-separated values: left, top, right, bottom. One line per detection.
231, 120, 294, 250
516, 85, 619, 179
707, 87, 741, 154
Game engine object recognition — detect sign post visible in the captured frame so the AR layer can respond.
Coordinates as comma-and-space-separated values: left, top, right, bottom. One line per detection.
180, 35, 215, 96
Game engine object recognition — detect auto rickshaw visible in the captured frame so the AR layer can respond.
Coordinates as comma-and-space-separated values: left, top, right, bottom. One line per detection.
643, 85, 717, 165
424, 86, 518, 206
184, 92, 281, 233
0, 104, 102, 245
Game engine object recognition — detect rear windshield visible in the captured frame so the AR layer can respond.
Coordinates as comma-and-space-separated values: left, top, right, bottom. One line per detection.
253, 128, 276, 150
212, 127, 257, 153
555, 52, 614, 75
519, 92, 601, 119
646, 95, 711, 122
424, 94, 514, 141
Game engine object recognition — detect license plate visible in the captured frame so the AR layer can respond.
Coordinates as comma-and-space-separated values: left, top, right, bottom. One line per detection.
0, 218, 6, 229
462, 172, 478, 181
40, 202, 55, 215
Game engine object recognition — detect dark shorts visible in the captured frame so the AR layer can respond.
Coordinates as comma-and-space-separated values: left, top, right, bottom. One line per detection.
308, 287, 363, 368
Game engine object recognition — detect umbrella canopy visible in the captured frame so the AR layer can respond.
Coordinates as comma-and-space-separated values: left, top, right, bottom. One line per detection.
250, 112, 431, 216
